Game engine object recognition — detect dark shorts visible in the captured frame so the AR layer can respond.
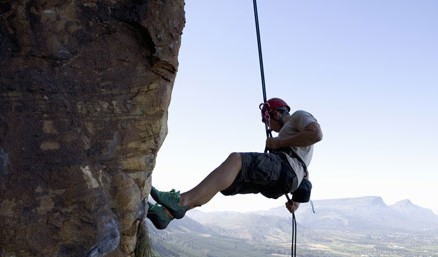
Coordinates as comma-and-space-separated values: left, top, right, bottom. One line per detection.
221, 152, 297, 199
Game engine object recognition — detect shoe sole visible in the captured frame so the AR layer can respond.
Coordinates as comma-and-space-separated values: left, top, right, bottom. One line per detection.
147, 204, 170, 230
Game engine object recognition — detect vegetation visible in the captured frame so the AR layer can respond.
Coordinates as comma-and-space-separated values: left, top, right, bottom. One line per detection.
149, 226, 438, 257
147, 198, 438, 257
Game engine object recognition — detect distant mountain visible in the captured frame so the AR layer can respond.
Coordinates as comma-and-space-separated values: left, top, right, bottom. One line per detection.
390, 199, 438, 222
148, 196, 438, 257
148, 216, 281, 257
300, 196, 438, 231
188, 210, 291, 241
190, 196, 438, 232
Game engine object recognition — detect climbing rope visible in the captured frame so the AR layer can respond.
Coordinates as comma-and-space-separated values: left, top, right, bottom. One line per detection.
285, 194, 297, 257
252, 1, 296, 256
252, 0, 271, 139
252, 0, 267, 103
292, 213, 297, 256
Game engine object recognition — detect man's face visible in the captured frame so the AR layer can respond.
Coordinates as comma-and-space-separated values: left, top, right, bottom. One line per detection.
268, 111, 282, 132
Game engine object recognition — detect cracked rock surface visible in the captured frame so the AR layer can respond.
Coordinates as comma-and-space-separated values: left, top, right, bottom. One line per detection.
0, 1, 185, 256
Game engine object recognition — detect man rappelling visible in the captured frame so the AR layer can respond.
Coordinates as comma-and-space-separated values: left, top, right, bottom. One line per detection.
147, 97, 322, 229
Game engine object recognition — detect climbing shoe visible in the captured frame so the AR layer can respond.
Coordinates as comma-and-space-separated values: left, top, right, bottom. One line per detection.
150, 187, 188, 219
147, 202, 171, 230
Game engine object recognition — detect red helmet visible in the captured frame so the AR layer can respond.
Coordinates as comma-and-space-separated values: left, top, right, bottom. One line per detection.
265, 98, 290, 112
259, 97, 290, 123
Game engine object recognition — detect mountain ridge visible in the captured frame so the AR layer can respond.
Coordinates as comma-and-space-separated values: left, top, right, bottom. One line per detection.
188, 196, 438, 232
149, 196, 438, 257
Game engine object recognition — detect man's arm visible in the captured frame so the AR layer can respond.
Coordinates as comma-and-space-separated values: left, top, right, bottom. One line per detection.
266, 122, 323, 149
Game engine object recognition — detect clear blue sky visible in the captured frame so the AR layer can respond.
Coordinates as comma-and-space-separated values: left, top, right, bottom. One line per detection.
153, 0, 438, 214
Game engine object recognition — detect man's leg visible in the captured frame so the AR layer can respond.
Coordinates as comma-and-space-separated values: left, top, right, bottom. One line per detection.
147, 152, 242, 229
179, 152, 242, 209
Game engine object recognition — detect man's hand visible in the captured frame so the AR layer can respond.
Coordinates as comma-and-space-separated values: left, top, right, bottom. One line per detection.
285, 201, 300, 214
266, 137, 281, 150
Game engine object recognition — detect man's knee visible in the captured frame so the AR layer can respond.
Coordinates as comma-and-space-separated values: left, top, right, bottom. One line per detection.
228, 152, 241, 161
227, 152, 242, 168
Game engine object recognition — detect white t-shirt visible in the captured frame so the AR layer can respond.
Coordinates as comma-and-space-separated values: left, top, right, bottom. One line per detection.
277, 110, 318, 186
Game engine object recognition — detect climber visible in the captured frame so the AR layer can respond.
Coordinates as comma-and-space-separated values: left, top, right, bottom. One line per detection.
147, 97, 323, 229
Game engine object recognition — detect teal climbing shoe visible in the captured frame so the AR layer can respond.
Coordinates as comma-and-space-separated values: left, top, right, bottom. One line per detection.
150, 187, 188, 219
147, 202, 171, 230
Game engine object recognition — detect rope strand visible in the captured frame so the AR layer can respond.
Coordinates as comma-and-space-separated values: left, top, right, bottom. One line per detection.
252, 0, 267, 103
252, 1, 295, 256
292, 212, 297, 257
252, 0, 272, 139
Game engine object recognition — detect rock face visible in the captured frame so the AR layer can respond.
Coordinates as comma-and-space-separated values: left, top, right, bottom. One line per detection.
0, 1, 185, 256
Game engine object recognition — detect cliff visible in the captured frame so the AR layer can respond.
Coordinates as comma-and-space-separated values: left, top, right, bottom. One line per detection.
0, 1, 185, 256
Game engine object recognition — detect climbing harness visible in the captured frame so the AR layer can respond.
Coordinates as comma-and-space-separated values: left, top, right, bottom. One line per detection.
251, 1, 297, 256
